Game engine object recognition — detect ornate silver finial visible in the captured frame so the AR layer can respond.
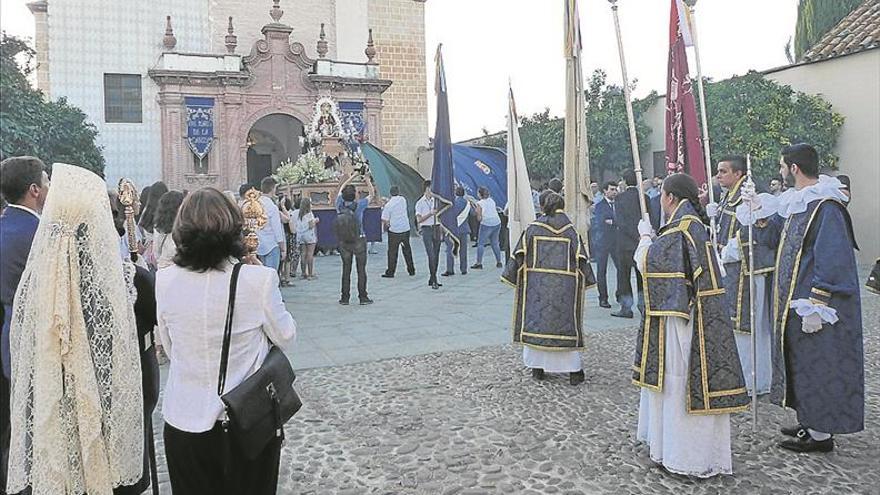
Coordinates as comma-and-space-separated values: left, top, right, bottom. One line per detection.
365, 28, 377, 64
270, 0, 284, 23
316, 23, 329, 59
607, 0, 619, 10
225, 16, 238, 54
163, 16, 177, 51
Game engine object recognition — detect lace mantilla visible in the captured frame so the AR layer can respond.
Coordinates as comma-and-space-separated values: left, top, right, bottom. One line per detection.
8, 164, 144, 494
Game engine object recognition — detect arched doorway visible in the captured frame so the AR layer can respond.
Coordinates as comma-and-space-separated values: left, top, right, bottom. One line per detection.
245, 113, 304, 186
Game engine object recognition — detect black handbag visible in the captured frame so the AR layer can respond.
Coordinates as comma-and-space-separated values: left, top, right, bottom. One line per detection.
217, 263, 302, 460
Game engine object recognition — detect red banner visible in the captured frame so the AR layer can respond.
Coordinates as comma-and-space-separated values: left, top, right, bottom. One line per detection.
664, 0, 707, 186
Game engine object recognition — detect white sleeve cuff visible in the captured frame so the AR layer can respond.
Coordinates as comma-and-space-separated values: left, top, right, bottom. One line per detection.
720, 237, 741, 263
790, 298, 838, 324
736, 203, 757, 226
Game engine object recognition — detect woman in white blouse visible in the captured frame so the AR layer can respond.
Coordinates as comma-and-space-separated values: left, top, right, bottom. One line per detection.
156, 188, 296, 495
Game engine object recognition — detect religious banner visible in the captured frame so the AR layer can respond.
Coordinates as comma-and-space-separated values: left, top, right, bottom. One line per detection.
339, 101, 367, 143
185, 97, 215, 160
664, 0, 706, 186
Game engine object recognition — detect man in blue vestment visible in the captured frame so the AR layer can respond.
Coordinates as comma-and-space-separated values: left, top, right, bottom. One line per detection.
0, 156, 50, 488
743, 144, 863, 453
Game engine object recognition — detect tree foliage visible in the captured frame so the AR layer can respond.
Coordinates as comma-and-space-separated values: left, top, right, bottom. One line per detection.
794, 0, 862, 61
480, 69, 656, 182
702, 71, 844, 180
0, 33, 105, 173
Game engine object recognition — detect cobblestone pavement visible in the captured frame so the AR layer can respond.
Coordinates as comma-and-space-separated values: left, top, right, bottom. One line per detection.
149, 284, 878, 494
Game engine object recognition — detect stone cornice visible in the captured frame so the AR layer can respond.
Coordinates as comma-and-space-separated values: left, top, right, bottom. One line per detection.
148, 69, 250, 87
309, 75, 392, 95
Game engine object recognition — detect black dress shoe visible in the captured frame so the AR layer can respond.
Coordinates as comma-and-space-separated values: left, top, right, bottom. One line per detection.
781, 424, 805, 438
569, 370, 585, 386
408, 270, 416, 276
599, 301, 612, 309
471, 263, 483, 269
610, 310, 634, 318
441, 271, 454, 277
431, 282, 440, 290
339, 299, 350, 305
461, 270, 467, 275
496, 262, 503, 268
778, 432, 834, 453
381, 273, 394, 278
359, 298, 374, 305
531, 368, 545, 380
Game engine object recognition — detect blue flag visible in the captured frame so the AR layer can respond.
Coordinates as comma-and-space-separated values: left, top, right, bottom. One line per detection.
431, 45, 458, 250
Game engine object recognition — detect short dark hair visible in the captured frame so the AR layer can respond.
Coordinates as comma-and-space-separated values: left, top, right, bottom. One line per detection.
172, 188, 246, 272
455, 185, 465, 197
423, 179, 432, 190
782, 143, 819, 178
239, 183, 253, 197
154, 190, 185, 234
478, 186, 490, 199
341, 184, 357, 202
541, 191, 565, 216
770, 176, 782, 184
718, 155, 747, 175
389, 185, 400, 196
548, 178, 563, 193
603, 181, 618, 192
837, 174, 850, 189
260, 176, 278, 193
139, 180, 169, 233
622, 170, 637, 186
0, 156, 45, 204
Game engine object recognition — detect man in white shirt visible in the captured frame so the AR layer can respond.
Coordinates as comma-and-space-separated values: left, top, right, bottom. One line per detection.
415, 180, 442, 289
381, 185, 415, 278
256, 177, 287, 271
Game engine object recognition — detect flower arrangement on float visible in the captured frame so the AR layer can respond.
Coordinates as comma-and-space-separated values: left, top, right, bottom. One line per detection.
275, 150, 333, 185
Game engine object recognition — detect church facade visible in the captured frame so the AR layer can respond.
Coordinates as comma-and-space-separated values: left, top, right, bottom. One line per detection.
27, 0, 428, 190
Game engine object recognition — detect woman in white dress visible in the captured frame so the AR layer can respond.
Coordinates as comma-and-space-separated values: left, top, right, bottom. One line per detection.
632, 173, 749, 477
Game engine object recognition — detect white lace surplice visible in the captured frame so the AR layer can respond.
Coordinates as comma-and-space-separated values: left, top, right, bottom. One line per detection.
522, 347, 581, 373
636, 313, 733, 478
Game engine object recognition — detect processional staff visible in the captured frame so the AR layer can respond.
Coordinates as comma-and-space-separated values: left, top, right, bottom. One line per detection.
117, 178, 141, 261
683, 0, 722, 252
745, 154, 759, 431
241, 188, 268, 256
607, 0, 649, 222
117, 177, 161, 495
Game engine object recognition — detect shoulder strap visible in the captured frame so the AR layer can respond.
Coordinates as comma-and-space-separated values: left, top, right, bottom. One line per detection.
217, 263, 244, 396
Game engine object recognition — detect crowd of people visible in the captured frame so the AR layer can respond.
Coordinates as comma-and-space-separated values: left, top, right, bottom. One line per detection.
0, 140, 874, 493
508, 143, 869, 477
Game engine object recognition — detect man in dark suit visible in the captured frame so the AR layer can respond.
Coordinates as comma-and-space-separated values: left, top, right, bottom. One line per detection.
0, 156, 50, 489
591, 181, 619, 308
612, 170, 647, 318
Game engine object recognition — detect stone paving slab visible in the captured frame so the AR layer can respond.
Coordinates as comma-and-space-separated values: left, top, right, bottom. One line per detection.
281, 241, 639, 370
149, 282, 879, 494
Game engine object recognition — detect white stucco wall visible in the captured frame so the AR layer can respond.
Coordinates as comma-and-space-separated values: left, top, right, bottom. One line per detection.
46, 0, 211, 188
765, 49, 880, 264
335, 0, 370, 63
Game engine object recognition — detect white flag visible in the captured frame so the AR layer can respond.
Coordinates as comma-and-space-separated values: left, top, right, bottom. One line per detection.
506, 86, 536, 250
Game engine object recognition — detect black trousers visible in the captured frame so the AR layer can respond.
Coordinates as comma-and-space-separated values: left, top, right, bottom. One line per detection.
164, 422, 281, 495
616, 248, 644, 312
420, 226, 442, 284
386, 230, 415, 276
339, 238, 368, 301
1, 368, 8, 495
595, 245, 618, 304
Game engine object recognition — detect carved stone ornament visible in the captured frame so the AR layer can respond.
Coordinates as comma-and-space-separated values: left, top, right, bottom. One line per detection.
365, 28, 377, 64
316, 23, 329, 59
163, 15, 177, 51
269, 0, 284, 23
225, 16, 238, 54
